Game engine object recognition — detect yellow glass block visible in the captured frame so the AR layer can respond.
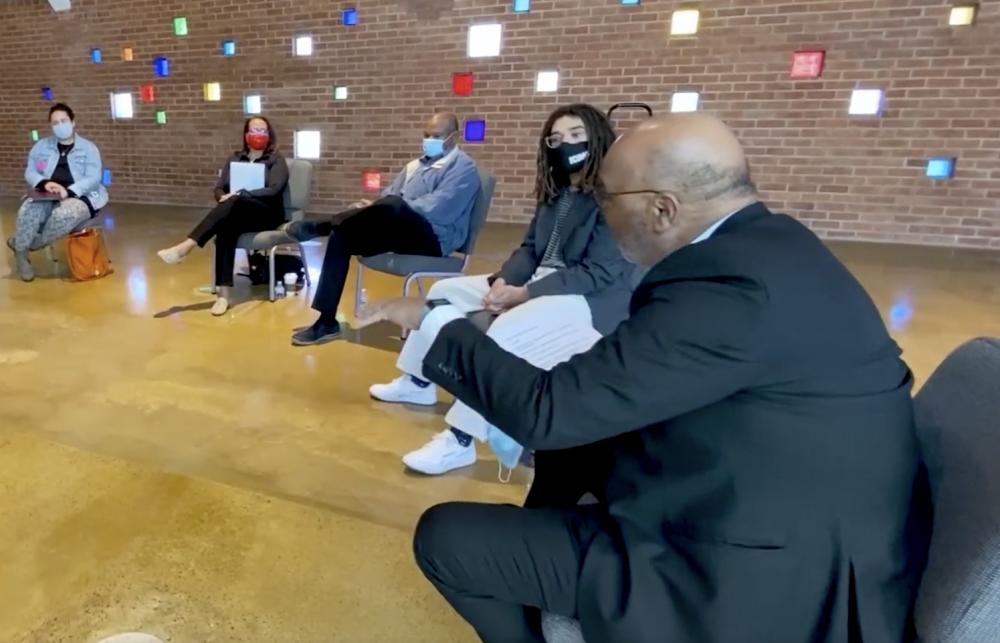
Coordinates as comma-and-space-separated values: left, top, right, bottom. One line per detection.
122, 47, 134, 62
671, 9, 700, 36
203, 82, 221, 102
949, 5, 977, 26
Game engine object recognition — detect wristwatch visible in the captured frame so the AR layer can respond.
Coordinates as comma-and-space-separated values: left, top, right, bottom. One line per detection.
421, 298, 451, 325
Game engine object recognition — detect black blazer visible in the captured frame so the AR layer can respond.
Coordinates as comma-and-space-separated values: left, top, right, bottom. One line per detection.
424, 203, 929, 643
492, 191, 635, 335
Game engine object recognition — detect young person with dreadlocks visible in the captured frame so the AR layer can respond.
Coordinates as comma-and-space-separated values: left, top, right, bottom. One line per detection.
369, 103, 636, 482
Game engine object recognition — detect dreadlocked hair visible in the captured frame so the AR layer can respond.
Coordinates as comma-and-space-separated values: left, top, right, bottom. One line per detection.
534, 103, 617, 205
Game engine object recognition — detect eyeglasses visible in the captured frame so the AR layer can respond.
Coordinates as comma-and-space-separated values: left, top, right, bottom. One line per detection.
248, 127, 269, 134
594, 187, 670, 203
545, 127, 587, 149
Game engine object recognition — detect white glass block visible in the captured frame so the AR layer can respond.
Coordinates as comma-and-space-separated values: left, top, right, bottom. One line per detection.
203, 82, 221, 102
671, 91, 700, 113
949, 5, 976, 26
849, 88, 884, 116
467, 23, 502, 58
110, 92, 134, 119
671, 9, 700, 36
536, 71, 559, 93
294, 35, 313, 56
334, 86, 348, 100
295, 130, 321, 159
244, 94, 262, 114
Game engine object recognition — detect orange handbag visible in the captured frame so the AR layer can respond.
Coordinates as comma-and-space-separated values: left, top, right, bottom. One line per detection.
66, 228, 113, 281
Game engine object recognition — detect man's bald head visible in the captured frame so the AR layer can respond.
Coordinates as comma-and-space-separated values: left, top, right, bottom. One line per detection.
427, 112, 460, 138
598, 113, 758, 267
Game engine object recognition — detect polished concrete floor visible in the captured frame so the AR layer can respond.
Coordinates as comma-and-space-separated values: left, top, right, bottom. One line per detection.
1, 199, 998, 643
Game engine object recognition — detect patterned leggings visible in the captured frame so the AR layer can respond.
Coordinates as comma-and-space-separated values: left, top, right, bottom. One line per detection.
13, 198, 91, 252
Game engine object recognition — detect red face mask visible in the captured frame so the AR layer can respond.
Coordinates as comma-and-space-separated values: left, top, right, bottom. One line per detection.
245, 132, 270, 151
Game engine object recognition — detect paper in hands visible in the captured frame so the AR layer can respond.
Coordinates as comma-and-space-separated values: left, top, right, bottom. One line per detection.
229, 162, 266, 193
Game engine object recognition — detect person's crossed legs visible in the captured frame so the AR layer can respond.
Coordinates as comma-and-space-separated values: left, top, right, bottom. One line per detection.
414, 501, 608, 643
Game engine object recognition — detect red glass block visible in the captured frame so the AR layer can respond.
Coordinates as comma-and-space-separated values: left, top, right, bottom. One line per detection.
790, 50, 825, 80
362, 170, 381, 193
452, 72, 474, 97
140, 84, 156, 102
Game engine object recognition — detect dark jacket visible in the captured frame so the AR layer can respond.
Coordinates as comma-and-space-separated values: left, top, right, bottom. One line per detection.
423, 203, 929, 643
491, 191, 635, 335
214, 149, 289, 213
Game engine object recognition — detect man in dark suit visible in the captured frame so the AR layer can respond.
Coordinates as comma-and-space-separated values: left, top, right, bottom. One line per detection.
357, 114, 929, 643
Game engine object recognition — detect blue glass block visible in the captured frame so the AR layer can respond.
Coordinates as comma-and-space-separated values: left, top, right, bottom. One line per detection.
42, 87, 53, 101
926, 157, 956, 180
101, 168, 112, 187
221, 40, 236, 56
153, 56, 171, 77
464, 119, 486, 143
513, 0, 531, 12
343, 7, 358, 26
620, 0, 640, 5
90, 48, 103, 63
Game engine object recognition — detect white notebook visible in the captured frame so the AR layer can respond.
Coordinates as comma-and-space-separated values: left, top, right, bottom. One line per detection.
229, 161, 266, 192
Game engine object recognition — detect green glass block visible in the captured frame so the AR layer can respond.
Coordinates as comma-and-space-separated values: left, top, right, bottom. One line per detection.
30, 129, 39, 142
155, 111, 167, 125
173, 17, 188, 36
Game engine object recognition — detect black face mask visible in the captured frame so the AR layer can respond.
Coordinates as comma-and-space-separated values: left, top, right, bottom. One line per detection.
557, 142, 589, 173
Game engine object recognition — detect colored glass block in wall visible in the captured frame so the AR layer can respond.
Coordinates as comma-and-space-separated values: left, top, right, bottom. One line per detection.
122, 47, 134, 62
244, 94, 262, 114
294, 35, 313, 56
343, 8, 358, 26
153, 57, 170, 77
671, 91, 700, 113
155, 111, 167, 125
620, 0, 640, 5
102, 168, 112, 187
513, 0, 531, 12
849, 88, 884, 116
536, 71, 559, 93
362, 170, 381, 193
221, 40, 236, 56
949, 4, 977, 26
30, 129, 39, 142
294, 130, 321, 159
334, 86, 348, 100
464, 119, 486, 143
173, 17, 188, 36
927, 157, 957, 180
467, 24, 502, 58
452, 73, 474, 96
91, 48, 103, 63
110, 92, 134, 119
42, 87, 54, 101
140, 84, 155, 103
790, 50, 825, 80
203, 83, 221, 101
671, 9, 700, 36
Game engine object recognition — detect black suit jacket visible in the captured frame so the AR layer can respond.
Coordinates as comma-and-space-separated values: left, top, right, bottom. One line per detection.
424, 203, 929, 643
492, 191, 636, 335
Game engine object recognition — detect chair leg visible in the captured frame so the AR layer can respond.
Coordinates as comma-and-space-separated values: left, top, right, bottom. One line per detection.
46, 245, 57, 264
354, 262, 365, 317
268, 250, 276, 301
298, 243, 311, 286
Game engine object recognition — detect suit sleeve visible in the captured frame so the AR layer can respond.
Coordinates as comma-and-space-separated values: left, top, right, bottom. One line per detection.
527, 212, 630, 298
422, 277, 767, 450
492, 208, 541, 287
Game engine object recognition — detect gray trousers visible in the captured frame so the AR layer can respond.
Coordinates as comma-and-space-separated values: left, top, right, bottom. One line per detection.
13, 198, 91, 252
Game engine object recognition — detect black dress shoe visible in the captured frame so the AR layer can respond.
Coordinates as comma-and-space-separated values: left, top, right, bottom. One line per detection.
291, 319, 342, 346
282, 220, 323, 242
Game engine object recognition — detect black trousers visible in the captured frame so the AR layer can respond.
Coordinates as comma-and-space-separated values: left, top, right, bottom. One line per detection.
311, 195, 442, 315
189, 196, 284, 287
414, 502, 609, 643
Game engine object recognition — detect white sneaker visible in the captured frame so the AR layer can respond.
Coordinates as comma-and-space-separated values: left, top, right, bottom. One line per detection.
403, 430, 477, 475
369, 374, 437, 406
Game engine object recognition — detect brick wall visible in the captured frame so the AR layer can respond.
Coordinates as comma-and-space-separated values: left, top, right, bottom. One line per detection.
1, 0, 998, 249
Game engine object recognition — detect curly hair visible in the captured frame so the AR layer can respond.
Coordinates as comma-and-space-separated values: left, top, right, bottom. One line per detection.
534, 103, 617, 204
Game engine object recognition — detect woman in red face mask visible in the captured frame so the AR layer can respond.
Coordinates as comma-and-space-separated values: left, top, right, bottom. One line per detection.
157, 116, 289, 316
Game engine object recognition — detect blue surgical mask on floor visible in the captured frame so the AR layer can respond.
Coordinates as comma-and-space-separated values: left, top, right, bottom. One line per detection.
486, 426, 523, 483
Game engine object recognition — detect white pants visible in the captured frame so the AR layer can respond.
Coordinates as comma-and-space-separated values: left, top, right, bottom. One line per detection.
396, 273, 597, 441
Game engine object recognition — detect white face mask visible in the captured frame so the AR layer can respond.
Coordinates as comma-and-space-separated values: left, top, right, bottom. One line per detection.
52, 121, 74, 140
